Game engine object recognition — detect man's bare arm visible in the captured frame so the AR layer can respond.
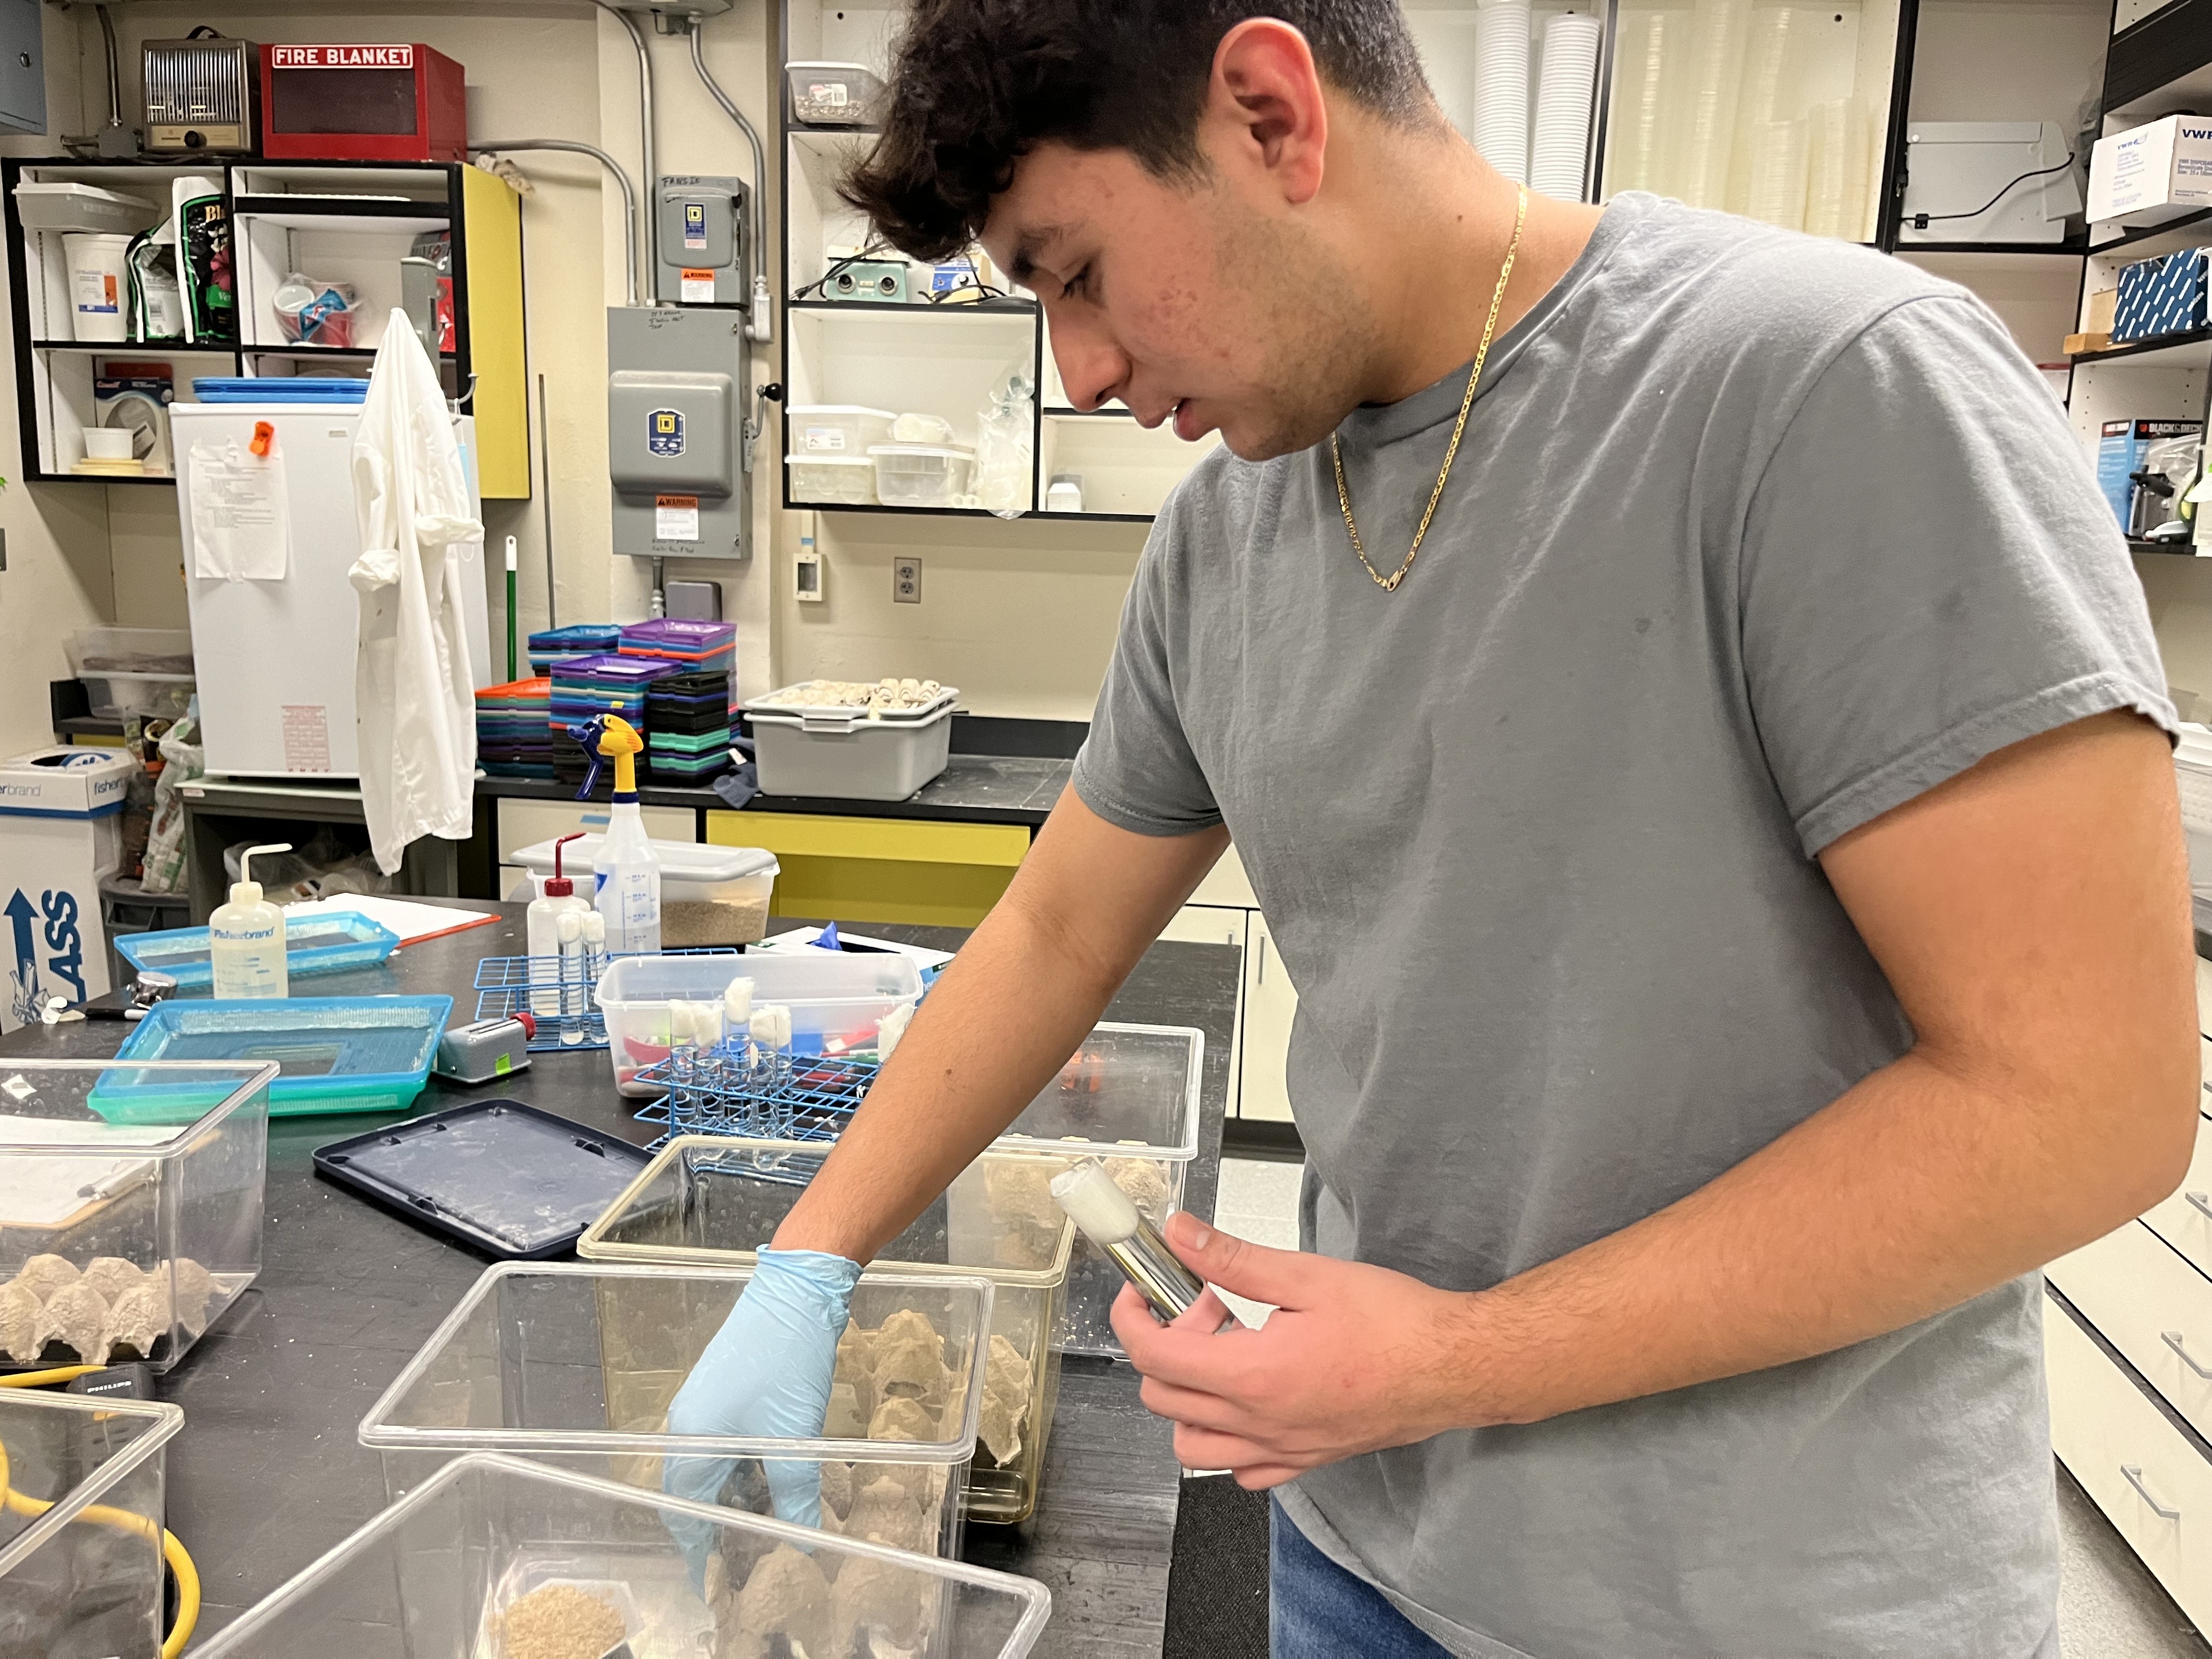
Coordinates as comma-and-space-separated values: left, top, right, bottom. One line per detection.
771, 793, 1228, 1263
1120, 712, 2202, 1478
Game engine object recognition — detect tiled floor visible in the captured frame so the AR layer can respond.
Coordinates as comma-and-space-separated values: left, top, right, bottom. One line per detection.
1210, 1157, 2212, 1656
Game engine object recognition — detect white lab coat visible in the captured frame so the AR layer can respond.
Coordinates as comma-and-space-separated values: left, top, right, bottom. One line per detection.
349, 310, 482, 874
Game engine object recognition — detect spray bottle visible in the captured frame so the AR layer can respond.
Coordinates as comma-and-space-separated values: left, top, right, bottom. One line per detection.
590, 714, 661, 954
208, 842, 294, 999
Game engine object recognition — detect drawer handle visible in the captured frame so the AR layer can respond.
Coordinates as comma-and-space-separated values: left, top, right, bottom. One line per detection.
2123, 1464, 2182, 1522
2166, 1330, 2212, 1380
2188, 1192, 2212, 1224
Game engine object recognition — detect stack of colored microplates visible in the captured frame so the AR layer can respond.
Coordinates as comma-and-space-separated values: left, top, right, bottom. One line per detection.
476, 676, 554, 778
619, 618, 738, 712
551, 654, 681, 785
528, 623, 621, 677
645, 670, 732, 783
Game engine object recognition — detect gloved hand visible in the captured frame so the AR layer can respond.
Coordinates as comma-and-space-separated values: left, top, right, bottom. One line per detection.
663, 1246, 860, 1555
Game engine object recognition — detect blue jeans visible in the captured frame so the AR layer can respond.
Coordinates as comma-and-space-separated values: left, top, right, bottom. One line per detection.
1271, 1496, 1451, 1657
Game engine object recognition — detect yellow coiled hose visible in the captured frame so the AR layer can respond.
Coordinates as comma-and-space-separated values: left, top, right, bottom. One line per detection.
0, 1364, 199, 1657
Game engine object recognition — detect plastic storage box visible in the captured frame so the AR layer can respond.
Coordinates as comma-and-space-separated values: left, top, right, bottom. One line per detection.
993, 1023, 1206, 1356
512, 834, 780, 946
114, 909, 401, 990
62, 625, 195, 719
789, 404, 896, 456
0, 1389, 183, 1658
744, 682, 960, 801
107, 995, 452, 1117
195, 1452, 1053, 1658
595, 950, 922, 1096
0, 1058, 273, 1371
787, 60, 887, 126
788, 452, 882, 504
12, 181, 160, 234
358, 1262, 993, 1559
581, 1137, 1074, 1523
869, 443, 975, 507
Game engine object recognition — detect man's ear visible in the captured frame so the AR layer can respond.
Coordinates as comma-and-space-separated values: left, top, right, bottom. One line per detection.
1206, 18, 1329, 206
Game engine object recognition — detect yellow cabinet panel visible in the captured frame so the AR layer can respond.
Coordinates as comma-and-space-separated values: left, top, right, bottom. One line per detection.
460, 165, 529, 499
709, 811, 1031, 928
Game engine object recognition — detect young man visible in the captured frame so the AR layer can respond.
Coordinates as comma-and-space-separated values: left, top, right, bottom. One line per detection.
669, 4, 2202, 1653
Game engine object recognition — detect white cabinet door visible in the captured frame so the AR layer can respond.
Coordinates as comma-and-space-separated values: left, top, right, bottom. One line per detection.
1160, 905, 1246, 1118
2047, 1292, 2212, 1634
1240, 914, 1298, 1123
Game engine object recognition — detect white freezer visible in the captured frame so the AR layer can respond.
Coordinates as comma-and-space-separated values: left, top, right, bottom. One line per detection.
173, 403, 493, 781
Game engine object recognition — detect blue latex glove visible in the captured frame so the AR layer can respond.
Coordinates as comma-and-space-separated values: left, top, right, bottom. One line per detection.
663, 1246, 860, 1550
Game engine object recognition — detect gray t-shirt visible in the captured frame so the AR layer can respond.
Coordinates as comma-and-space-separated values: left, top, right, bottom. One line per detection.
1071, 193, 2176, 1658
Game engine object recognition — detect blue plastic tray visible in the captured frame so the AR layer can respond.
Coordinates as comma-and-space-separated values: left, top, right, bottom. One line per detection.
188, 377, 369, 403
115, 911, 400, 990
99, 996, 453, 1120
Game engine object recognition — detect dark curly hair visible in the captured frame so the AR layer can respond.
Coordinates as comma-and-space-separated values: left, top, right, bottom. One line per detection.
839, 1, 1440, 261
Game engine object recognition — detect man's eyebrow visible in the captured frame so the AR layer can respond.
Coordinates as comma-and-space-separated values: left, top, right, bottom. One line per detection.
1007, 223, 1071, 285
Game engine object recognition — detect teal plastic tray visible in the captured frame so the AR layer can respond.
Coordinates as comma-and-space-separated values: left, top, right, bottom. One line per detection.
115, 912, 401, 991
100, 996, 453, 1120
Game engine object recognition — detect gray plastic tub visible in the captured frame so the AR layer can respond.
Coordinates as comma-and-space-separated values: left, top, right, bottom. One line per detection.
746, 692, 956, 801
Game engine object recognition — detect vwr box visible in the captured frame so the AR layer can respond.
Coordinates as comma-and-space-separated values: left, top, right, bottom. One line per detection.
0, 747, 135, 1030
2089, 115, 2212, 229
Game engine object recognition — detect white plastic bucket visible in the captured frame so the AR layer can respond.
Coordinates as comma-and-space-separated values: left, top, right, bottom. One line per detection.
63, 233, 131, 342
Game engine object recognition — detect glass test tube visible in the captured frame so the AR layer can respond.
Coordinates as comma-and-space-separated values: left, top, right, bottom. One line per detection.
556, 911, 586, 1045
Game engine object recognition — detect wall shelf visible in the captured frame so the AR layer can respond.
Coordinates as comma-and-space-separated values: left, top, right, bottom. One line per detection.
2, 156, 529, 495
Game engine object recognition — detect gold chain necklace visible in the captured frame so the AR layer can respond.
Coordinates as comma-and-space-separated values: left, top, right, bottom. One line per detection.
1331, 185, 1528, 593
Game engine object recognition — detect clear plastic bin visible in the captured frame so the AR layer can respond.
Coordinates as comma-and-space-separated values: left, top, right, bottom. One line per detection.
511, 836, 780, 946
195, 1452, 1053, 1658
788, 404, 896, 456
787, 452, 882, 504
0, 1058, 273, 1372
359, 1262, 992, 1560
595, 951, 922, 1097
992, 1023, 1205, 1356
12, 180, 160, 234
0, 1389, 182, 1659
63, 625, 195, 719
580, 1137, 1074, 1523
869, 443, 976, 507
787, 60, 887, 126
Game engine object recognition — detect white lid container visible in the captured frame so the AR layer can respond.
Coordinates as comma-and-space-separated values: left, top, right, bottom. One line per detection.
512, 836, 779, 946
868, 443, 976, 507
787, 403, 895, 454
12, 181, 159, 234
787, 452, 881, 505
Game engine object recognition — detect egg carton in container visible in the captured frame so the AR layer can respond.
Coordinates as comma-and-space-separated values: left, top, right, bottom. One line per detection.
744, 679, 960, 802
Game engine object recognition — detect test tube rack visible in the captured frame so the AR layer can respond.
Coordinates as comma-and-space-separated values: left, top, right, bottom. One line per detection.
472, 946, 746, 1053
631, 1047, 879, 1150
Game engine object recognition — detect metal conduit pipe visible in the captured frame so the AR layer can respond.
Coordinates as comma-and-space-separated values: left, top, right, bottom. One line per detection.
595, 0, 659, 304
468, 140, 641, 307
686, 16, 768, 317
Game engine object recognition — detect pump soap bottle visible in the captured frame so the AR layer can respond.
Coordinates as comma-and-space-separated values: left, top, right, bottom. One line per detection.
592, 714, 662, 955
209, 842, 294, 999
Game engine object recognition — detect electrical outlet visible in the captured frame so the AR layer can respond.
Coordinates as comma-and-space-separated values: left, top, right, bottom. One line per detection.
894, 556, 922, 604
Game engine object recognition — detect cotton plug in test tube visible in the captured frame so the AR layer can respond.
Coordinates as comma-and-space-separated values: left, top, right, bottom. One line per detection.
1051, 1158, 1206, 1321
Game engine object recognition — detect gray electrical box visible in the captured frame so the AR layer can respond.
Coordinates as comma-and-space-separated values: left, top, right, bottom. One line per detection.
608, 306, 751, 561
0, 0, 46, 136
659, 175, 748, 306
